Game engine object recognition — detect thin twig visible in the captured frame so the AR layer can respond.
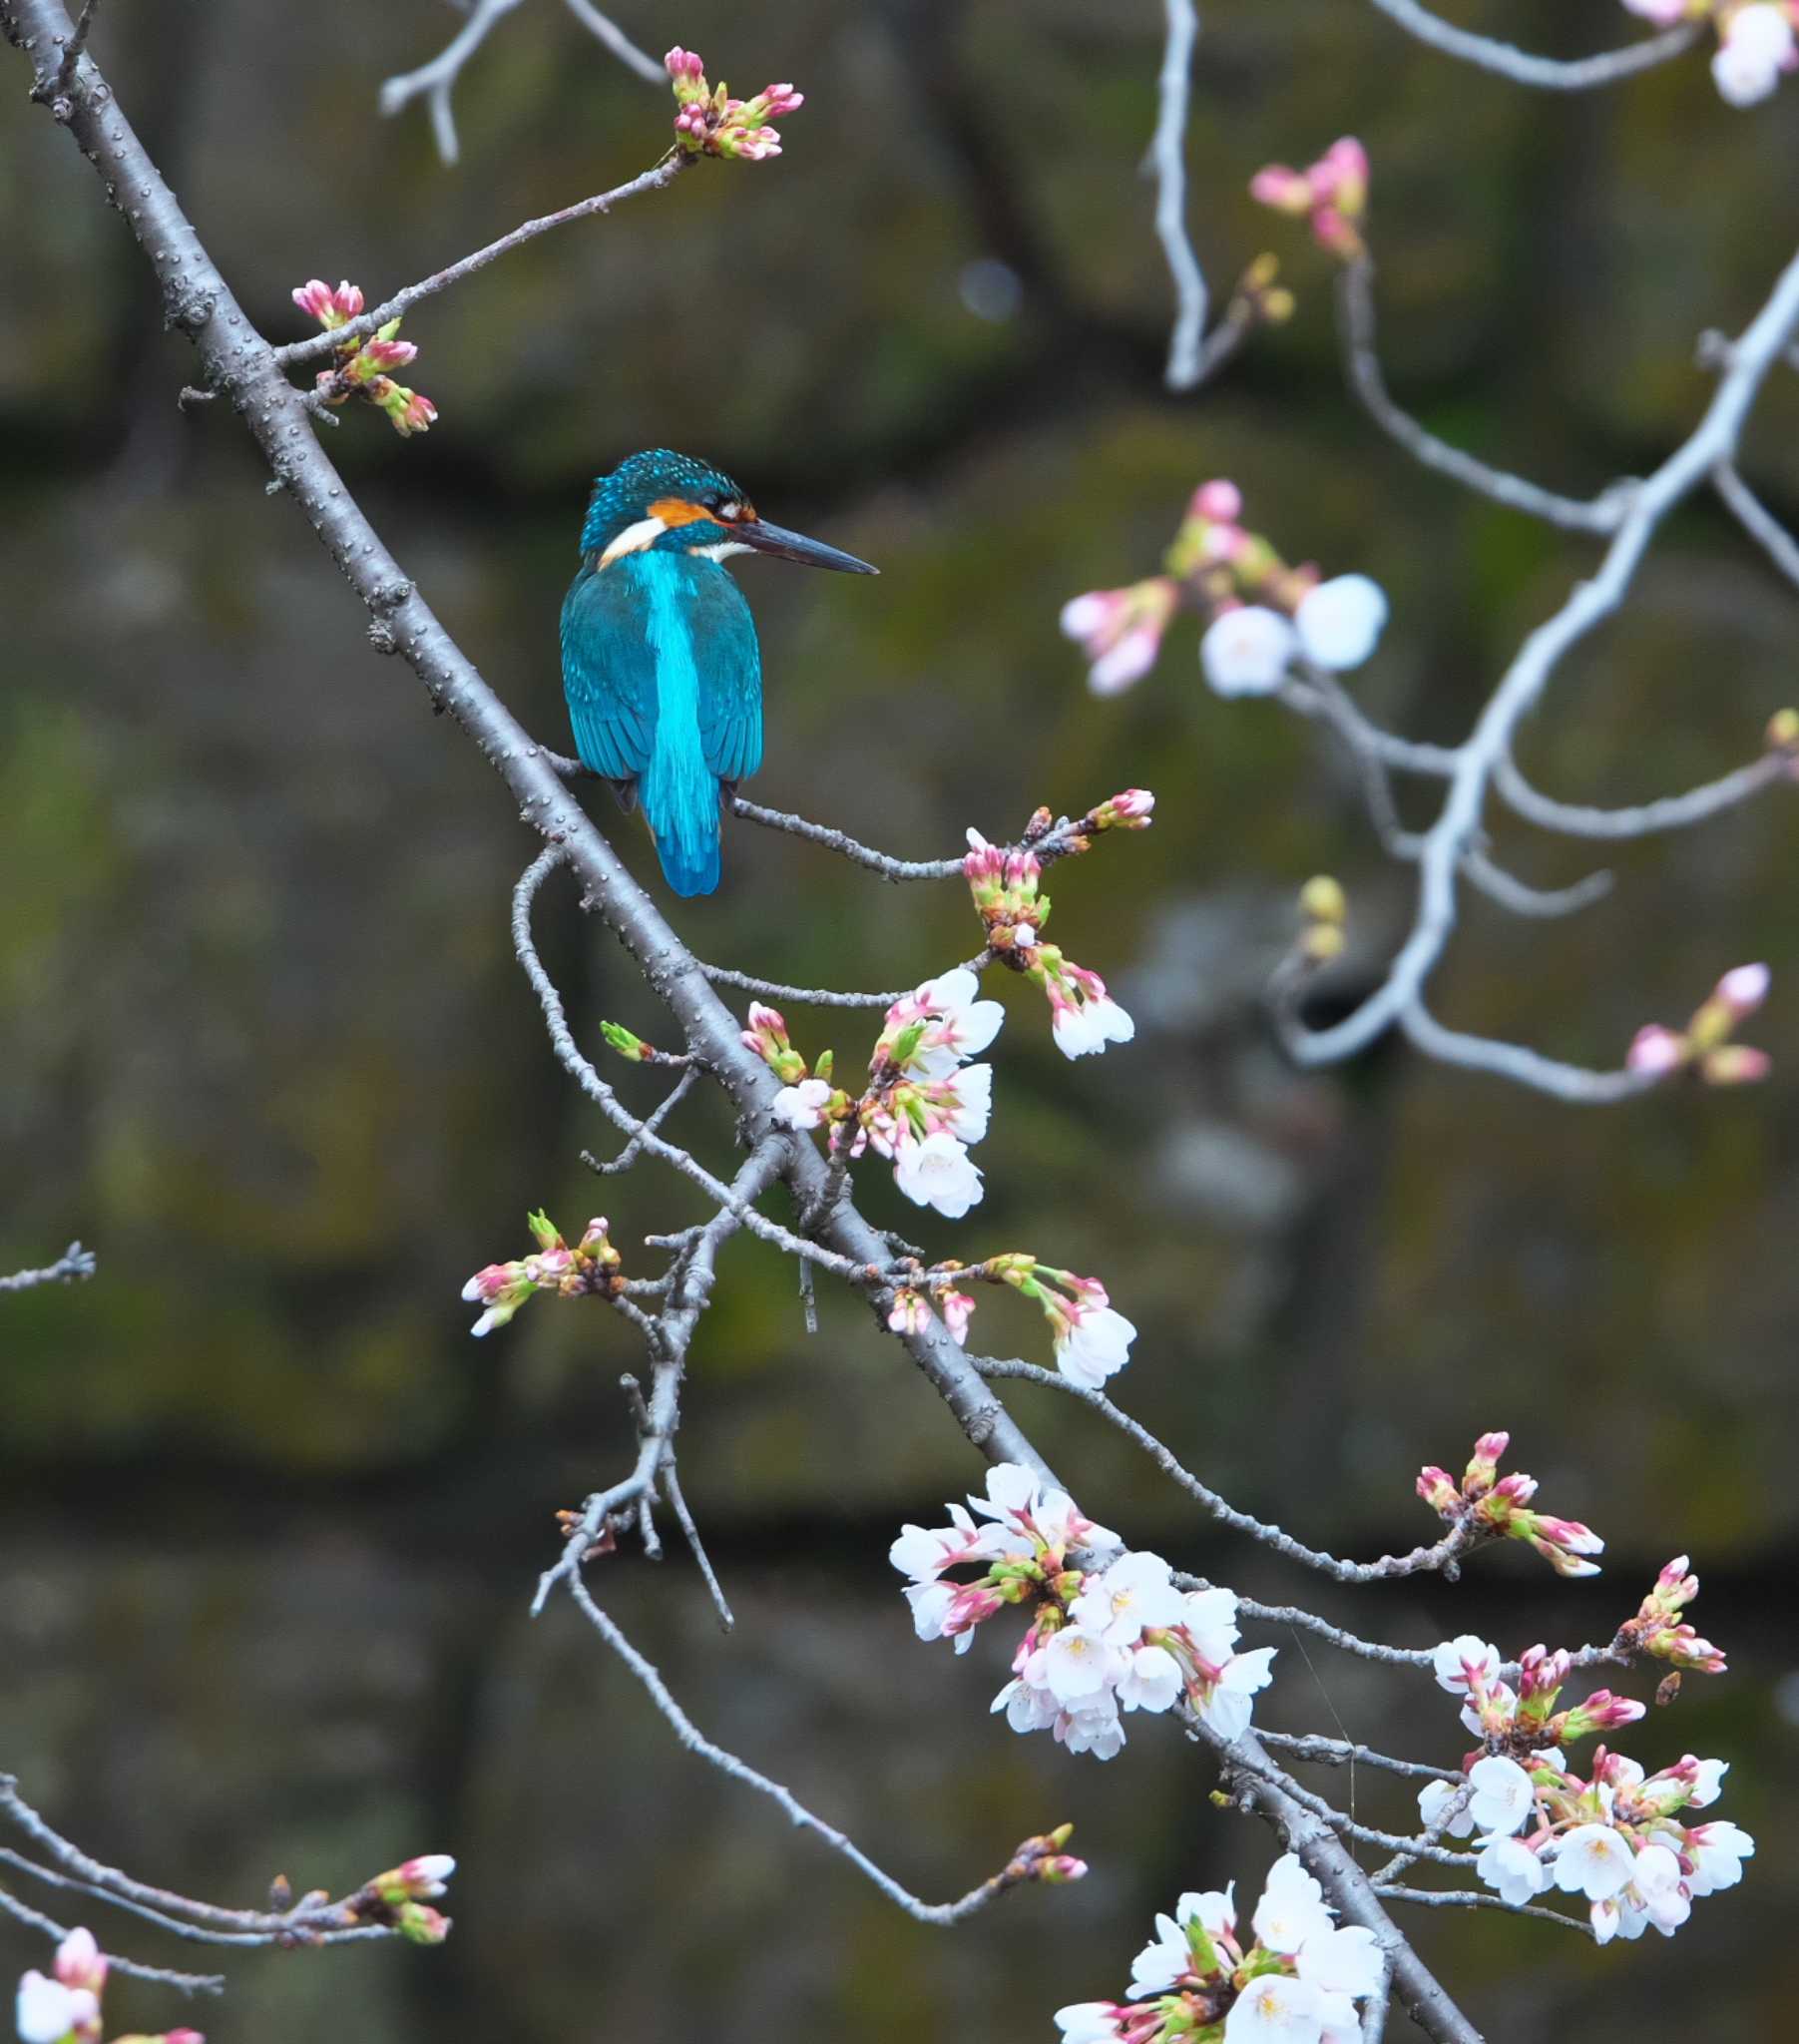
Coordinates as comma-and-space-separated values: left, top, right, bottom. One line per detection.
1715, 460, 1799, 590
564, 1570, 1062, 1924
968, 1357, 1479, 1585
378, 0, 527, 165
1147, 0, 1207, 390
1364, 0, 1698, 89
561, 0, 664, 84
1257, 1732, 1448, 1783
1495, 745, 1788, 841
1336, 259, 1624, 532
0, 1882, 225, 1994
583, 1069, 699, 1175
1375, 1883, 1592, 1936
0, 1243, 96, 1291
272, 156, 690, 368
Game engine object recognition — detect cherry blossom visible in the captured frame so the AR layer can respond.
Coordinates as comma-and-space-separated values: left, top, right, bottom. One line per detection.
1292, 574, 1388, 671
892, 1130, 984, 1218
1201, 605, 1298, 697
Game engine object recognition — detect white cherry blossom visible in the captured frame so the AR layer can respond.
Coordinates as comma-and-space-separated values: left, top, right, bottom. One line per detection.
1293, 573, 1388, 671
892, 1130, 984, 1217
1201, 606, 1298, 696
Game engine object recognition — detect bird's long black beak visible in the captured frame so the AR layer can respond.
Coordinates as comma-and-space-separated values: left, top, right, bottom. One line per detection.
735, 518, 879, 575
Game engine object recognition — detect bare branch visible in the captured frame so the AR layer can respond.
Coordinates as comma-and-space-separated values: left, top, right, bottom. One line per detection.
561, 0, 664, 85
0, 1881, 224, 1993
1494, 745, 1788, 841
0, 1779, 400, 1951
696, 962, 915, 1010
969, 1356, 1480, 1585
1336, 258, 1625, 532
1257, 1731, 1449, 1783
564, 1570, 1068, 1925
1287, 241, 1799, 1068
1715, 460, 1799, 590
1397, 1002, 1652, 1104
1376, 1883, 1592, 1935
0, 1242, 95, 1291
271, 156, 689, 369
378, 0, 527, 165
1364, 0, 1699, 89
1147, 0, 1207, 390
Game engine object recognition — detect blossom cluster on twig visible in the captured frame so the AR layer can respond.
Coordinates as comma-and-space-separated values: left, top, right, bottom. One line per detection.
1060, 478, 1387, 701
289, 280, 437, 436
1625, 962, 1773, 1087
664, 47, 801, 161
461, 1211, 624, 1334
1055, 1853, 1383, 2044
1414, 1430, 1605, 1577
1621, 0, 1798, 104
1422, 1633, 1749, 1941
891, 1465, 1275, 1762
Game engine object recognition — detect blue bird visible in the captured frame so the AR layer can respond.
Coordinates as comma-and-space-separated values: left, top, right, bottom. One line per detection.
561, 449, 877, 896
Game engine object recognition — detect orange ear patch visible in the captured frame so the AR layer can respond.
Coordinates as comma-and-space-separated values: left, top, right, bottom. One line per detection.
649, 496, 713, 529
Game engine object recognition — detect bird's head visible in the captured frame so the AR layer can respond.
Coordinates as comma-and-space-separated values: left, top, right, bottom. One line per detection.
580, 448, 877, 576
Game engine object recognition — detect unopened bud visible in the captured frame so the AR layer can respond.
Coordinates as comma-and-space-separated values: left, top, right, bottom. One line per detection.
1299, 875, 1347, 925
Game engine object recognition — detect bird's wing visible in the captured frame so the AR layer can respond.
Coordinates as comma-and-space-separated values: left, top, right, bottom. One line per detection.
690, 568, 764, 785
559, 567, 660, 782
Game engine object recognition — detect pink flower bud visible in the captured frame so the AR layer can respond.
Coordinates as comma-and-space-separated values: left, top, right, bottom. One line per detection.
1700, 1044, 1771, 1086
54, 1928, 106, 1995
1249, 164, 1313, 214
1192, 479, 1243, 523
1715, 962, 1770, 1018
1416, 1464, 1460, 1514
664, 46, 705, 79
1626, 1023, 1687, 1077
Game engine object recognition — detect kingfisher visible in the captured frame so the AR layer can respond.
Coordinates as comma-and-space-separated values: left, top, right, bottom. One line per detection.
560, 448, 878, 896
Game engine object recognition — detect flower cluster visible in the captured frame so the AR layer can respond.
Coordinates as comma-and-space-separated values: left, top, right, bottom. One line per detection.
348, 1853, 457, 1944
665, 47, 802, 160
1419, 1644, 1750, 1943
1060, 479, 1389, 704
290, 279, 437, 437
1626, 963, 1772, 1086
977, 1253, 1137, 1389
892, 1464, 1275, 1762
749, 974, 1002, 1219
460, 1212, 624, 1335
1055, 1854, 1382, 2044
963, 829, 1138, 1058
1415, 1430, 1604, 1576
16, 1928, 202, 2044
1617, 1555, 1728, 1680
1249, 136, 1369, 260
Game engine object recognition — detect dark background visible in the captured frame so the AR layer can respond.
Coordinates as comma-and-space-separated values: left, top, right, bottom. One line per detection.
3, 1, 1797, 2036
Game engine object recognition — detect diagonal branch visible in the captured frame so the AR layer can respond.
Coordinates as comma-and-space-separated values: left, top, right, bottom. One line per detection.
1364, 0, 1698, 89
1336, 258, 1624, 532
271, 155, 688, 368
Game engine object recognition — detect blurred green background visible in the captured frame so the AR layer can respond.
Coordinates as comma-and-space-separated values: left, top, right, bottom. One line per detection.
3, 0, 1798, 2035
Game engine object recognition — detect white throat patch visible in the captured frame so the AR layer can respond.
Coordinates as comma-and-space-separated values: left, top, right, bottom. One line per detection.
687, 540, 753, 563
599, 513, 668, 568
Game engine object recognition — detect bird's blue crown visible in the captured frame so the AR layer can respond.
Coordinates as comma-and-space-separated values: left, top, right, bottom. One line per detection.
579, 448, 753, 557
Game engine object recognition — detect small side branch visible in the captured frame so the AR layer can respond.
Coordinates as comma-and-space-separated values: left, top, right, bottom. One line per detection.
272, 157, 689, 368
1364, 0, 1698, 89
969, 1357, 1479, 1585
1336, 259, 1624, 532
1147, 0, 1207, 390
1494, 746, 1788, 841
563, 1571, 1068, 1926
1715, 461, 1799, 591
1376, 1883, 1592, 1935
561, 0, 664, 84
0, 1243, 96, 1292
0, 1882, 223, 1994
378, 0, 527, 165
1398, 1003, 1651, 1104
